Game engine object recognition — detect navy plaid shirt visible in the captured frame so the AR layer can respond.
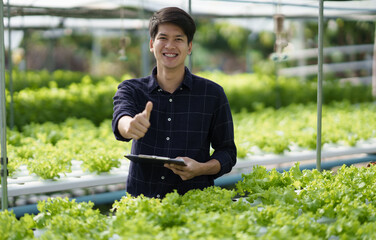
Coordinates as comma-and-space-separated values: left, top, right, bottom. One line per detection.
112, 67, 237, 198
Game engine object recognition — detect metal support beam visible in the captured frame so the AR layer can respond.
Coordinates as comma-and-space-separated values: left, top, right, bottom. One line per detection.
139, 0, 150, 76
7, 0, 14, 129
372, 24, 376, 98
316, 0, 324, 171
0, 0, 9, 210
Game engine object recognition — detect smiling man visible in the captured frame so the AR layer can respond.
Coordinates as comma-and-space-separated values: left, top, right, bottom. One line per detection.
112, 7, 237, 198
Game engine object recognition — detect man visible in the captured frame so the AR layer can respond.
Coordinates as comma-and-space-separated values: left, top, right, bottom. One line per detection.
112, 7, 236, 198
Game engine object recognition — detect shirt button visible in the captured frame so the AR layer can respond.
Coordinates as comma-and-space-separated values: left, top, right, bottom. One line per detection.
169, 98, 172, 102
158, 88, 162, 92
166, 137, 170, 141
156, 194, 160, 198
167, 118, 171, 121
161, 176, 165, 180
180, 87, 183, 90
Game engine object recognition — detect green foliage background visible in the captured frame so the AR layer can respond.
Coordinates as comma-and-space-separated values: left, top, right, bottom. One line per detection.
3, 70, 375, 180
5, 69, 374, 129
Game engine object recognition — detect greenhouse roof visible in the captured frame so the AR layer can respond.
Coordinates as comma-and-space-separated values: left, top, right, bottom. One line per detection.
5, 0, 376, 18
3, 0, 376, 30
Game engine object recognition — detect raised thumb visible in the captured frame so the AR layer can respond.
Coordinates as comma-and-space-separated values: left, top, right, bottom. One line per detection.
143, 101, 153, 120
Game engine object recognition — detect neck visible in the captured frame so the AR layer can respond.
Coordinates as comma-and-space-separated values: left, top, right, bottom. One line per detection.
156, 65, 185, 93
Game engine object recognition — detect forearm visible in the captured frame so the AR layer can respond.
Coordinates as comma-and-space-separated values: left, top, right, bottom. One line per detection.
199, 159, 221, 176
117, 115, 133, 139
210, 147, 237, 178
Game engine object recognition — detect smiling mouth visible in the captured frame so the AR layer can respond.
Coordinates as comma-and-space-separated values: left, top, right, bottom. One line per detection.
163, 53, 178, 58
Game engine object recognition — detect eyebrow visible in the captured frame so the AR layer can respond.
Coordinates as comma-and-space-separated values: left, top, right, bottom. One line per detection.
158, 33, 185, 38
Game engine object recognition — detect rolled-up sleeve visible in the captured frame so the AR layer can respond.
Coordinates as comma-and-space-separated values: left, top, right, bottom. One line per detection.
112, 81, 138, 142
209, 88, 237, 179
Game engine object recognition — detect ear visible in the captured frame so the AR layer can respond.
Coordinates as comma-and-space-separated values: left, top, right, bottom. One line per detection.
188, 41, 193, 55
149, 39, 154, 52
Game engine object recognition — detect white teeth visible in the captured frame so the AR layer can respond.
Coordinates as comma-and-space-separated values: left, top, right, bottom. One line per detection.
164, 53, 177, 57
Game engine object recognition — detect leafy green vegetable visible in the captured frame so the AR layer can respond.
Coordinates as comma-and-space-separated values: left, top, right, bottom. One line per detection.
2, 164, 376, 239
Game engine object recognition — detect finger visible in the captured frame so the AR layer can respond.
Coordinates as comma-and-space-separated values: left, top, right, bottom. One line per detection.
173, 165, 185, 171
139, 116, 151, 129
164, 164, 179, 172
128, 132, 141, 140
133, 114, 151, 130
172, 168, 184, 175
164, 163, 175, 171
164, 165, 190, 180
126, 125, 145, 139
142, 101, 153, 120
130, 117, 151, 136
132, 118, 149, 133
131, 128, 147, 139
167, 164, 183, 170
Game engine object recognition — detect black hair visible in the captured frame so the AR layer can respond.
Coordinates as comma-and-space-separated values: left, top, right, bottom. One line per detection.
149, 7, 196, 43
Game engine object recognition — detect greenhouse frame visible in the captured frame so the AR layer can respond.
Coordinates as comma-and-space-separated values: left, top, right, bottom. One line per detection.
1, 0, 376, 232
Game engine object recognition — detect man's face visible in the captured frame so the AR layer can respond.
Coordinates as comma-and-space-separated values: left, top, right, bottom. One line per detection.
150, 23, 192, 71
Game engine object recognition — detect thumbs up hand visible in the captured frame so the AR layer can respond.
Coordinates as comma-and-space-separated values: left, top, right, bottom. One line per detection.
118, 101, 153, 140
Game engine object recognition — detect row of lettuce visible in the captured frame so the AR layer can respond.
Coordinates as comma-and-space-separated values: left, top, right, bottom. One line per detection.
2, 164, 376, 239
4, 69, 376, 180
5, 101, 376, 180
7, 119, 127, 180
4, 69, 374, 129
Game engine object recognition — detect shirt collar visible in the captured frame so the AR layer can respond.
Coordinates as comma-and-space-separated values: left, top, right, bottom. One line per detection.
147, 66, 192, 93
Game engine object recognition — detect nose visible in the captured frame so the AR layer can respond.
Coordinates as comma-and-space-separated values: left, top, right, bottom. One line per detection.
164, 40, 176, 49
